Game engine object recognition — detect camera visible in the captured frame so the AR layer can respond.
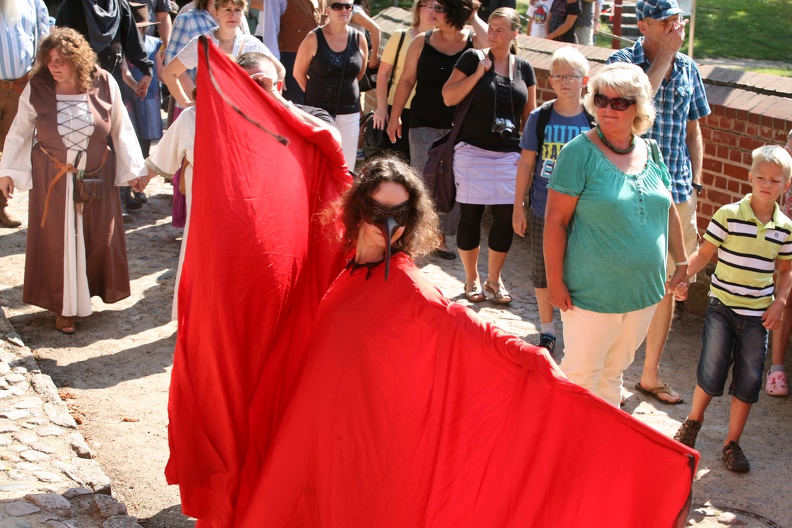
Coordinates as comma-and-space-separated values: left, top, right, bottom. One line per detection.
491, 118, 516, 139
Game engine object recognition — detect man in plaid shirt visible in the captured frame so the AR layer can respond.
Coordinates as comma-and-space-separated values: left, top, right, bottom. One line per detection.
607, 0, 710, 406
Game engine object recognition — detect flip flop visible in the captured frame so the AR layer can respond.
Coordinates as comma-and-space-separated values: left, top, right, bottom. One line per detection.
634, 382, 683, 405
464, 281, 486, 302
433, 248, 457, 261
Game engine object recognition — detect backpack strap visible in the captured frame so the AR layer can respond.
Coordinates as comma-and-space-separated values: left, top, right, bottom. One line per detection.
535, 99, 555, 155
425, 29, 433, 45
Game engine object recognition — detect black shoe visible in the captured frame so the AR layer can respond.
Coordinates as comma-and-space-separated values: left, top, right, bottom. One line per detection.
132, 191, 147, 204
722, 441, 750, 472
119, 188, 133, 223
121, 186, 142, 210
537, 333, 556, 353
673, 418, 702, 449
432, 248, 457, 260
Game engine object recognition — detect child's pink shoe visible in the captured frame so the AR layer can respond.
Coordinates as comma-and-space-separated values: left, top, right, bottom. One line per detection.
766, 371, 789, 397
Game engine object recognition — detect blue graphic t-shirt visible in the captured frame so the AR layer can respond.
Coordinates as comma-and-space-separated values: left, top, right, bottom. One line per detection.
519, 107, 591, 217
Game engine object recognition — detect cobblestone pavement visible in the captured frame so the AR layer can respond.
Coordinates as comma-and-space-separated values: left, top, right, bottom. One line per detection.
1, 179, 790, 527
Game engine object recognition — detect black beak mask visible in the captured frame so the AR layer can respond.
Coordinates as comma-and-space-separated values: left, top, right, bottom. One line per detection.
362, 198, 410, 281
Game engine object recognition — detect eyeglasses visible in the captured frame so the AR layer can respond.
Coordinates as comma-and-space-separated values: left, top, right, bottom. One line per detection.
430, 4, 447, 13
549, 74, 583, 83
593, 93, 636, 111
329, 3, 354, 11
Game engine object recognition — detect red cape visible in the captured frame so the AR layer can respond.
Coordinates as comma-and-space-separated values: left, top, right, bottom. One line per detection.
165, 39, 351, 527
233, 254, 697, 527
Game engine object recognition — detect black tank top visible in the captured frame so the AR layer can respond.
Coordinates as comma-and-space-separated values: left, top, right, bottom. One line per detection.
410, 30, 474, 129
305, 27, 363, 116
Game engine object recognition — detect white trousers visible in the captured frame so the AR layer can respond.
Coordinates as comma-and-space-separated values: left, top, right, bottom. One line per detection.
334, 112, 360, 171
560, 304, 658, 407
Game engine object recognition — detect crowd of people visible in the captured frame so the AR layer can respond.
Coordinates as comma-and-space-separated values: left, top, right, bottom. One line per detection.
1, 0, 791, 523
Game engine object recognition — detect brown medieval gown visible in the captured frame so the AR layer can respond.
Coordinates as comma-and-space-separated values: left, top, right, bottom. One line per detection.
0, 68, 143, 317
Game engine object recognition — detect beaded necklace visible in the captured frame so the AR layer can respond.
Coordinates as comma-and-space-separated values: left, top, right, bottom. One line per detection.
596, 125, 636, 154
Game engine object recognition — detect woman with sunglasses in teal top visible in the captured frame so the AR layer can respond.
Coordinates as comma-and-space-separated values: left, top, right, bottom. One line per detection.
544, 63, 689, 408
294, 0, 368, 170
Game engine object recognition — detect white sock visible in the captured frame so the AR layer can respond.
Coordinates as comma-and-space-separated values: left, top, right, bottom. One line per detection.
770, 365, 785, 374
540, 322, 555, 337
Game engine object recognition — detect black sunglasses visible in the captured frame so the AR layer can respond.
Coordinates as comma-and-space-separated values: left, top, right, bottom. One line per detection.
593, 93, 636, 111
431, 4, 447, 13
330, 2, 354, 10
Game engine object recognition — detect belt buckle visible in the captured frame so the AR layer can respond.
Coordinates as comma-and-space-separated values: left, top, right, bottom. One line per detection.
0, 80, 14, 92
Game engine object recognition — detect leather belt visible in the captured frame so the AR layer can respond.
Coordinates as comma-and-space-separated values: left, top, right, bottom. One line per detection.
38, 145, 109, 228
0, 74, 30, 95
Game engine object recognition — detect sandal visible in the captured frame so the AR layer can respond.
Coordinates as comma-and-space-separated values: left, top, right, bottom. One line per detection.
56, 316, 75, 335
464, 280, 486, 302
634, 382, 684, 405
483, 278, 512, 304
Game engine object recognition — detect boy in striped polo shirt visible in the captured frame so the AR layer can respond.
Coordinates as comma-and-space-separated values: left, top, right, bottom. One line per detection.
673, 145, 792, 472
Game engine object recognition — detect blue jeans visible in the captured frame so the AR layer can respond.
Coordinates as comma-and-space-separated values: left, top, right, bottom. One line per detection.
698, 297, 768, 404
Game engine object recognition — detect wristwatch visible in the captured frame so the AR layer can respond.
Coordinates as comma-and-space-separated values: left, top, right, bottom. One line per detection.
692, 183, 703, 195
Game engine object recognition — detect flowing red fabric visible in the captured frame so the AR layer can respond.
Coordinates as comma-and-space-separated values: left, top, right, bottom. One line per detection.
166, 38, 350, 527
234, 254, 698, 528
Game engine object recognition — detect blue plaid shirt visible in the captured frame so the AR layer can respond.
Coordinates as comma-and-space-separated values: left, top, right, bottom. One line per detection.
607, 39, 711, 204
0, 0, 49, 81
166, 8, 218, 72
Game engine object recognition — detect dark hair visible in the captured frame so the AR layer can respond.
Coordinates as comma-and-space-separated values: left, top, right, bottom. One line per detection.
32, 27, 97, 93
324, 157, 440, 257
438, 0, 478, 31
353, 0, 370, 13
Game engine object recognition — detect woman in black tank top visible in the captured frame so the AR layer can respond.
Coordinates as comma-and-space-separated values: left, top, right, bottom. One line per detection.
294, 1, 369, 170
385, 0, 488, 258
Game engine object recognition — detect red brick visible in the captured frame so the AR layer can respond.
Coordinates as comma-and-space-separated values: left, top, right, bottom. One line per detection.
749, 112, 762, 125
717, 146, 731, 160
715, 175, 727, 189
743, 151, 754, 166
728, 179, 742, 193
708, 189, 732, 207
735, 109, 749, 122
703, 159, 722, 172
702, 171, 716, 185
700, 126, 713, 142
701, 202, 714, 218
704, 142, 718, 157
732, 121, 746, 134
729, 149, 742, 162
745, 122, 760, 137
739, 135, 767, 151
711, 130, 740, 147
724, 162, 747, 178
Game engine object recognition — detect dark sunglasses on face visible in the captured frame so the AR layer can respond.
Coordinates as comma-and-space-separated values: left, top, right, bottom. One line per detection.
593, 93, 636, 111
330, 2, 354, 10
431, 4, 447, 13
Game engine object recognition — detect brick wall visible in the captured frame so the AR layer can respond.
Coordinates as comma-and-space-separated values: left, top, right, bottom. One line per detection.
372, 7, 792, 235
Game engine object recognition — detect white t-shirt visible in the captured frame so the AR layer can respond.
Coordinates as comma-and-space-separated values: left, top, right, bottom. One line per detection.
527, 0, 554, 38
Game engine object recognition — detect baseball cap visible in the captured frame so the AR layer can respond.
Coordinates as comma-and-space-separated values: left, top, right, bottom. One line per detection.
635, 0, 684, 21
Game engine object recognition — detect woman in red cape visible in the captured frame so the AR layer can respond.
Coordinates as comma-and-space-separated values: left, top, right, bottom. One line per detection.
172, 41, 696, 527
232, 158, 697, 527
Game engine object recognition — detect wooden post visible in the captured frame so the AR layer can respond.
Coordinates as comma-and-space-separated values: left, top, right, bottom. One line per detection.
611, 0, 623, 50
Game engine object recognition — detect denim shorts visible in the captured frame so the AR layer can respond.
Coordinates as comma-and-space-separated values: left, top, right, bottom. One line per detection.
697, 297, 768, 404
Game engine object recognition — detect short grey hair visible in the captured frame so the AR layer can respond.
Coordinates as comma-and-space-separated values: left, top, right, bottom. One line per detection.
583, 62, 655, 136
236, 52, 286, 82
751, 145, 792, 182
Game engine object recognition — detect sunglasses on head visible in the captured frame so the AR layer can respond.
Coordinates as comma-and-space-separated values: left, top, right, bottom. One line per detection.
330, 2, 354, 10
593, 93, 636, 111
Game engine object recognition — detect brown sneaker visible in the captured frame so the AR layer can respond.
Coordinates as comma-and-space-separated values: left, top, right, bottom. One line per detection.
673, 418, 702, 448
722, 441, 750, 472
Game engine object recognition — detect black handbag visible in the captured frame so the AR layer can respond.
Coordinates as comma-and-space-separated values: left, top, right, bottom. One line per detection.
361, 111, 387, 149
358, 66, 378, 92
423, 88, 476, 214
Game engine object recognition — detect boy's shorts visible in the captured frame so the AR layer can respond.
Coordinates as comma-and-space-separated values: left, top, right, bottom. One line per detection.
529, 211, 547, 288
697, 297, 768, 404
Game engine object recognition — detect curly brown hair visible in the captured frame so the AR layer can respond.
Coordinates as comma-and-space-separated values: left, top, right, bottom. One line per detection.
324, 156, 440, 258
32, 28, 97, 93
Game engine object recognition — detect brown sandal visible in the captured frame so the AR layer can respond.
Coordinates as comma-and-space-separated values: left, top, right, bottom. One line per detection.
56, 316, 75, 334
